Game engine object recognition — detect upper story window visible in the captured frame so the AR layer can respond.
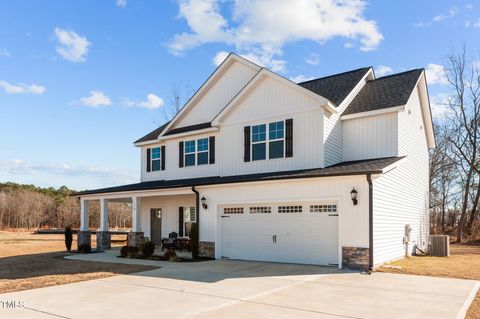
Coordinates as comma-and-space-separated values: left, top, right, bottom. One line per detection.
151, 147, 161, 171
180, 136, 215, 167
251, 121, 285, 161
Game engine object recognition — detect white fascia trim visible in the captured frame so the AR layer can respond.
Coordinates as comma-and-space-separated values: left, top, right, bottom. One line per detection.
159, 53, 261, 137
79, 187, 194, 201
157, 127, 219, 141
133, 140, 163, 147
212, 68, 336, 126
417, 72, 436, 148
340, 105, 405, 120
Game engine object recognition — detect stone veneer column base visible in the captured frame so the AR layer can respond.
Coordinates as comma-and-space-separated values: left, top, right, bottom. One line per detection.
342, 247, 369, 270
127, 232, 145, 247
199, 241, 215, 258
77, 231, 91, 250
96, 231, 111, 252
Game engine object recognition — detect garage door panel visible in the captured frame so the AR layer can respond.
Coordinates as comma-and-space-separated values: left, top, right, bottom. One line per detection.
220, 203, 339, 265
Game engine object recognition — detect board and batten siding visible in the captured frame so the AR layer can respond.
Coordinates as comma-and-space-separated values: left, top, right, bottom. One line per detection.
324, 73, 369, 166
342, 113, 399, 161
171, 60, 258, 129
141, 143, 166, 182
198, 175, 369, 260
140, 194, 195, 239
219, 75, 325, 175
372, 87, 429, 266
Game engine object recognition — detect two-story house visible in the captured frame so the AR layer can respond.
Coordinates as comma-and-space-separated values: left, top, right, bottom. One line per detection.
75, 53, 435, 270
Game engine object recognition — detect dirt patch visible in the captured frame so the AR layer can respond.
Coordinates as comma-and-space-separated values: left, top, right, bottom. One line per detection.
377, 245, 480, 319
0, 231, 155, 294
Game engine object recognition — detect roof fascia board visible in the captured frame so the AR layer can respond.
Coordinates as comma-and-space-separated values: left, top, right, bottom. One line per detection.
158, 53, 261, 138
158, 127, 219, 140
341, 105, 406, 120
417, 71, 436, 148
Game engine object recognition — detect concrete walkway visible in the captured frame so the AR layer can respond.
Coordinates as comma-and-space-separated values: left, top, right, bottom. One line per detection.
0, 257, 478, 319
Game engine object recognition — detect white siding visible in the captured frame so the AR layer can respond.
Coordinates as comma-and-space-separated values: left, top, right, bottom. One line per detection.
141, 143, 166, 182
198, 176, 369, 260
220, 76, 325, 175
372, 87, 429, 266
342, 113, 399, 161
172, 61, 257, 128
324, 74, 368, 166
140, 195, 195, 239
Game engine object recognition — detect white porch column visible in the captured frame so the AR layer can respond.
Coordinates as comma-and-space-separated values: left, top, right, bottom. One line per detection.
131, 196, 141, 232
80, 199, 89, 231
99, 198, 109, 231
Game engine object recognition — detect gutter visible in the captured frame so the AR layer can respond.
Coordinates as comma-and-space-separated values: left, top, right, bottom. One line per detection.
367, 173, 373, 273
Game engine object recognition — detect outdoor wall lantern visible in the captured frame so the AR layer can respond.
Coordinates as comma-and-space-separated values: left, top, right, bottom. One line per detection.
201, 196, 208, 210
350, 188, 358, 206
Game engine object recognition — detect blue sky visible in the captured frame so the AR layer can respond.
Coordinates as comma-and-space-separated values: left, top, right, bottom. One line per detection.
0, 0, 479, 190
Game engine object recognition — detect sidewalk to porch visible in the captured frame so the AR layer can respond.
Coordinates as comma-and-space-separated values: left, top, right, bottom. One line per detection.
65, 247, 192, 267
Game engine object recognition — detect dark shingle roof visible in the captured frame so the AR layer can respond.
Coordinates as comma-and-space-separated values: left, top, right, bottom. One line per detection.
73, 157, 403, 196
297, 67, 371, 105
343, 69, 423, 116
164, 122, 211, 136
134, 122, 170, 144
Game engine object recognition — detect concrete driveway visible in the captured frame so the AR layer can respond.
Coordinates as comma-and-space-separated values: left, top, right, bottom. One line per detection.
0, 259, 478, 319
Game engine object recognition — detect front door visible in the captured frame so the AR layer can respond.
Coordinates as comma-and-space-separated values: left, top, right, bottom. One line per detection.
150, 208, 162, 245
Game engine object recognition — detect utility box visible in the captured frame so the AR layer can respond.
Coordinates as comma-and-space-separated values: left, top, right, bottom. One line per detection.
428, 235, 450, 257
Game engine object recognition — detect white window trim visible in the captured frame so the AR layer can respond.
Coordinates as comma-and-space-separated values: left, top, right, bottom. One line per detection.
251, 120, 286, 161
151, 147, 162, 171
184, 138, 209, 166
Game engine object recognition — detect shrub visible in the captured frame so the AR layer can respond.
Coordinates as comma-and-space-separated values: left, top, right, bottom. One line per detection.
120, 245, 139, 257
163, 249, 177, 262
190, 222, 199, 259
64, 226, 73, 252
78, 244, 91, 254
140, 241, 155, 258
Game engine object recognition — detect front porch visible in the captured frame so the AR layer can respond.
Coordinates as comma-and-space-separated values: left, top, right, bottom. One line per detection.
77, 189, 206, 258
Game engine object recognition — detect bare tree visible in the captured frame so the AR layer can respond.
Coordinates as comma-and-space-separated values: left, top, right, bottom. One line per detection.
443, 47, 480, 241
159, 82, 194, 122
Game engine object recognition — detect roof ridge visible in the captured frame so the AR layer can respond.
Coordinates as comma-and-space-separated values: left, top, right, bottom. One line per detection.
372, 68, 423, 81
297, 67, 372, 84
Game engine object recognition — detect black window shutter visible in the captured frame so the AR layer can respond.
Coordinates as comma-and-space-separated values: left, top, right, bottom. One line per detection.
244, 126, 251, 162
285, 119, 293, 157
209, 136, 215, 164
146, 148, 151, 172
179, 141, 184, 168
178, 207, 184, 237
161, 145, 166, 171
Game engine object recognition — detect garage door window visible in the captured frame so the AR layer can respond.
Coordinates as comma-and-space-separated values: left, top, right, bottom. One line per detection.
250, 206, 271, 214
224, 207, 244, 214
278, 205, 302, 213
310, 204, 337, 213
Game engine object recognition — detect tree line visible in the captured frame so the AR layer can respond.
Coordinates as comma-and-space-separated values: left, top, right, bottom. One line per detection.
0, 182, 132, 230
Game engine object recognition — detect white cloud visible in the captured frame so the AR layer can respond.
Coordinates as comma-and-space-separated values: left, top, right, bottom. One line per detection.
432, 9, 457, 22
0, 48, 10, 57
0, 159, 136, 182
123, 93, 164, 110
305, 53, 320, 65
212, 50, 229, 66
0, 80, 46, 95
425, 63, 448, 85
376, 65, 393, 77
116, 0, 127, 7
344, 42, 354, 48
54, 28, 91, 63
289, 75, 314, 83
170, 0, 383, 71
430, 93, 452, 119
79, 91, 111, 107
474, 19, 480, 28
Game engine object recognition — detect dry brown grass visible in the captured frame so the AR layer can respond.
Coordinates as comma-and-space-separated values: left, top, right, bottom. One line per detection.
377, 245, 480, 319
0, 231, 157, 294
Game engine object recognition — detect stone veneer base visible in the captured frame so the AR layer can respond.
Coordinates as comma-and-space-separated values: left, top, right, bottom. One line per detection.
127, 232, 145, 247
77, 231, 91, 250
342, 247, 369, 270
96, 231, 111, 252
199, 241, 215, 258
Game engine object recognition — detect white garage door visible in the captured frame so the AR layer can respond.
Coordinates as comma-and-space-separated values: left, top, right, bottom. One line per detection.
220, 203, 338, 266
